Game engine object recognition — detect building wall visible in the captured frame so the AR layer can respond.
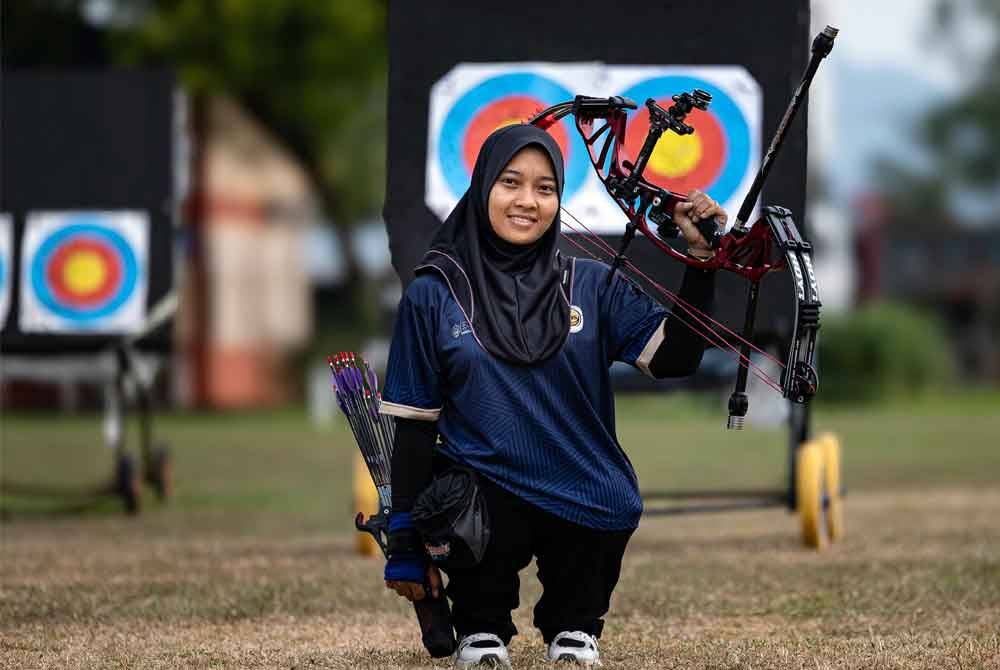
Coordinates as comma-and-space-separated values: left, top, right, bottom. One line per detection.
178, 95, 315, 409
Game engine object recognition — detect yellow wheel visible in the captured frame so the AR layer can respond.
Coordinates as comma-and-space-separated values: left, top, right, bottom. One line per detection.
820, 433, 844, 542
796, 440, 826, 549
353, 452, 380, 557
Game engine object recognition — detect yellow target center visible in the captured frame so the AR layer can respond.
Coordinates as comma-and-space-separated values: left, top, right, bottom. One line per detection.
62, 251, 107, 295
494, 118, 522, 131
648, 133, 703, 178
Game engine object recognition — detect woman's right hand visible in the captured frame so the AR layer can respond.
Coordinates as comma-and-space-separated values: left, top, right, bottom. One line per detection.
384, 510, 442, 601
673, 189, 727, 258
385, 563, 443, 601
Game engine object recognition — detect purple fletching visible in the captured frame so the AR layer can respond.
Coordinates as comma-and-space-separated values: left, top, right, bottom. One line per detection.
351, 365, 364, 392
336, 391, 350, 416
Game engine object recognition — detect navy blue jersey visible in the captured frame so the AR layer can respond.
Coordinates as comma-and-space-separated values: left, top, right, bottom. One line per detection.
381, 257, 667, 530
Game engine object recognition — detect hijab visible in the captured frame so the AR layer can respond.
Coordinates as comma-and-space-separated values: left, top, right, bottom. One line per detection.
416, 124, 569, 365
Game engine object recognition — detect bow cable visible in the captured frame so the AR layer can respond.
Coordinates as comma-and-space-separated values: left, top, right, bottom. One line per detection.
557, 214, 784, 394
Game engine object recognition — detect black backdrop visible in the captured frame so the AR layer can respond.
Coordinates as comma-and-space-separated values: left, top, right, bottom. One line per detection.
1, 70, 176, 354
384, 0, 811, 337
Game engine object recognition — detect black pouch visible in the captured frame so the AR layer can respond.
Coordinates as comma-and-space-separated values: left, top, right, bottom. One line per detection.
411, 467, 490, 569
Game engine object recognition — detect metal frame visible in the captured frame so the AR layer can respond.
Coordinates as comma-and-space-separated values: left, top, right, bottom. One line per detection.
1, 345, 171, 515
640, 402, 813, 517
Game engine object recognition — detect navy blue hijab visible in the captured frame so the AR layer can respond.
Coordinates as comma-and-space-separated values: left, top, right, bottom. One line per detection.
418, 124, 569, 365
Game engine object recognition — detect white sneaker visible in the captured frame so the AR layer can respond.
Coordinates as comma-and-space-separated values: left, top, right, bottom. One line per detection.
454, 633, 512, 669
546, 631, 600, 665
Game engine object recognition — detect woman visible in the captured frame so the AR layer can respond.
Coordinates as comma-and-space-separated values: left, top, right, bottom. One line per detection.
379, 124, 725, 668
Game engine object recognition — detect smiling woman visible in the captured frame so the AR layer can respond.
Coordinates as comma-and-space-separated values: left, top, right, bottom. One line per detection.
376, 122, 728, 667
487, 146, 560, 246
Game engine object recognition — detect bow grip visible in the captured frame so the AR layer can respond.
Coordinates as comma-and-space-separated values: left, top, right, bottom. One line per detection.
656, 216, 723, 250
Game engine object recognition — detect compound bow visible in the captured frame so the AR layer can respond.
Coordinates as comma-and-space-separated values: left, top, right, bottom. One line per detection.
528, 26, 838, 429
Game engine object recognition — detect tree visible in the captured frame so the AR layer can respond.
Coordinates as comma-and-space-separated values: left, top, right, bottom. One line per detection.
924, 1, 1000, 192
111, 0, 388, 226
879, 0, 999, 226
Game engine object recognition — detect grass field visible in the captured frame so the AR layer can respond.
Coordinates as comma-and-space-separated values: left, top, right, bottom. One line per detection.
2, 391, 999, 669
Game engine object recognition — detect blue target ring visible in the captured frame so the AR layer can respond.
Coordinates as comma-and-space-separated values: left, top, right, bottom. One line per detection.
438, 72, 588, 202
31, 216, 140, 323
620, 75, 752, 204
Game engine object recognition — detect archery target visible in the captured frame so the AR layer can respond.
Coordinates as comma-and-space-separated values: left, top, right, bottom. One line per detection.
427, 65, 600, 221
620, 74, 758, 218
426, 64, 761, 234
19, 211, 149, 334
0, 215, 12, 329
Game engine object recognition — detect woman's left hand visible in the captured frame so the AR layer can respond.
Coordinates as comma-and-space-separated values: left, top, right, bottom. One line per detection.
673, 189, 728, 258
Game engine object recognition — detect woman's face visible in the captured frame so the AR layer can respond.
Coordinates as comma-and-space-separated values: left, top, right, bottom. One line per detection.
487, 145, 559, 246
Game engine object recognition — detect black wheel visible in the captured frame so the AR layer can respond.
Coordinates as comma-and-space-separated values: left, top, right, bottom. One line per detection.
146, 443, 173, 502
115, 453, 141, 515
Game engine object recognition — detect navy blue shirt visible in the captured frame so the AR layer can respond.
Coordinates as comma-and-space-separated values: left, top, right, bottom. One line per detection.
381, 257, 668, 531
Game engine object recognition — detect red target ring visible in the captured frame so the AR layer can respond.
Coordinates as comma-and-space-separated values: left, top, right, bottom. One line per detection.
463, 95, 571, 175
624, 104, 726, 194
45, 236, 123, 308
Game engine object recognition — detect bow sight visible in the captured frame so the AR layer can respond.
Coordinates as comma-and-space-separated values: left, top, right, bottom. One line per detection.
601, 92, 723, 278
528, 25, 839, 429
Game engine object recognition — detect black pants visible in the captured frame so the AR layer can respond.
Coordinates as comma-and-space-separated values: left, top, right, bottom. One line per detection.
439, 470, 634, 645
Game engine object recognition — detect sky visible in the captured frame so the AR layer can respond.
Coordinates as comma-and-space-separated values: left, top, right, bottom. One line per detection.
817, 0, 991, 93
810, 0, 995, 207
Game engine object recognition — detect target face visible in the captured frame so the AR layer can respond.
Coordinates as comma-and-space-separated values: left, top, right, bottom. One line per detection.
0, 215, 11, 329
20, 211, 148, 334
621, 75, 752, 206
428, 69, 592, 220
427, 64, 761, 234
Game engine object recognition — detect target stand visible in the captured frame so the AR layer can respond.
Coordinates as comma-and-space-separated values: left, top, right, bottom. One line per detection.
640, 404, 846, 549
0, 71, 180, 517
1, 297, 177, 516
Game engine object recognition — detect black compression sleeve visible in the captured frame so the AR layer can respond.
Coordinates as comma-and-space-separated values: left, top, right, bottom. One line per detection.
390, 417, 438, 514
648, 265, 717, 378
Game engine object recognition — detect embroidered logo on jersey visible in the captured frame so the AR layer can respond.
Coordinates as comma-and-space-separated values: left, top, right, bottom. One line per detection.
569, 305, 584, 333
451, 320, 473, 338
425, 540, 451, 561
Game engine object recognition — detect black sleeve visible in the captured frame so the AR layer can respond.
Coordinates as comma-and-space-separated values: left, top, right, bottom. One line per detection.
390, 417, 438, 514
648, 265, 717, 379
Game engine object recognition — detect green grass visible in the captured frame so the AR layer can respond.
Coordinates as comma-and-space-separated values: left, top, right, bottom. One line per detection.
618, 389, 1000, 493
3, 389, 1000, 523
1, 408, 351, 529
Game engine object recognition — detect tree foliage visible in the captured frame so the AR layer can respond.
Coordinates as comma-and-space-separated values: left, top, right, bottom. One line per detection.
924, 1, 1000, 189
113, 0, 388, 224
3, 0, 388, 226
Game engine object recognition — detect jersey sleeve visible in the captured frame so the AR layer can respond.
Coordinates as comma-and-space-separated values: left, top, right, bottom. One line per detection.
605, 270, 669, 378
380, 288, 443, 421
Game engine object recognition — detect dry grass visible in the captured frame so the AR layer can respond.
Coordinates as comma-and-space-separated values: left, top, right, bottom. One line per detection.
3, 396, 1000, 668
2, 488, 998, 669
